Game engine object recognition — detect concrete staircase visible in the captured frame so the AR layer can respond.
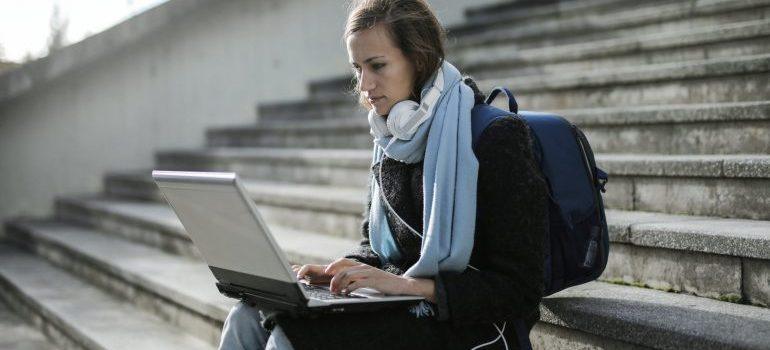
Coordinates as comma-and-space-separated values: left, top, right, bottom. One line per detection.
2, 0, 769, 348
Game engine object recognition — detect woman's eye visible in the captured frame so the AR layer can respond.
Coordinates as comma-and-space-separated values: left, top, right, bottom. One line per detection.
372, 63, 385, 70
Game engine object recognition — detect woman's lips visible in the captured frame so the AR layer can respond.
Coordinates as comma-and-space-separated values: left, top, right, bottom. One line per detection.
368, 96, 384, 104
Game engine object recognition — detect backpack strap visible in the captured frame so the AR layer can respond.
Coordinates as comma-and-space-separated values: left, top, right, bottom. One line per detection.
470, 103, 515, 151
485, 87, 519, 113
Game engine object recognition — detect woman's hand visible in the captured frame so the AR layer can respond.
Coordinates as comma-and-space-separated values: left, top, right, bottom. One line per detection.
291, 258, 361, 284
329, 264, 436, 302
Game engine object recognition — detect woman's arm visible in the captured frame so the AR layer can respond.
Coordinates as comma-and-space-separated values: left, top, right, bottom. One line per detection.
433, 116, 548, 326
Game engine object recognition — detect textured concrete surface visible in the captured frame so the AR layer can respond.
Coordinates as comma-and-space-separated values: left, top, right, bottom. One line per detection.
744, 259, 770, 307
0, 301, 59, 350
455, 18, 770, 73
602, 243, 742, 299
0, 245, 215, 350
455, 0, 770, 48
630, 218, 770, 259
6, 220, 233, 346
531, 322, 650, 350
541, 281, 770, 349
55, 196, 357, 264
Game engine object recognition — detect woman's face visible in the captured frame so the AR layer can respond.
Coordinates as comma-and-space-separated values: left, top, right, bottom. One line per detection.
346, 23, 416, 116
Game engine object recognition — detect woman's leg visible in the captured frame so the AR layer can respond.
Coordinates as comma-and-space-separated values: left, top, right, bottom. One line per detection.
218, 301, 295, 350
219, 302, 269, 350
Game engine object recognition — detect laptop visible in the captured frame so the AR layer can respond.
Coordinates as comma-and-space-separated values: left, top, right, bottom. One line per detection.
151, 170, 424, 315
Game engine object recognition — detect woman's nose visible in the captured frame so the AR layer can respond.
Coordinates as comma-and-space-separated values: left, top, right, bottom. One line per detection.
359, 70, 375, 92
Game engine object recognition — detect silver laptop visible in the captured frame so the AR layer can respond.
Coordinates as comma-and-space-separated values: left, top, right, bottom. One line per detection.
151, 170, 423, 314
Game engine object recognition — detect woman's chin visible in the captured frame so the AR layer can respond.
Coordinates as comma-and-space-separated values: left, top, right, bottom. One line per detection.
373, 106, 391, 116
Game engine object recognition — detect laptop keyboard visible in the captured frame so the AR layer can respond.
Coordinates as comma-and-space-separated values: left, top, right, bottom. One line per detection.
301, 283, 364, 300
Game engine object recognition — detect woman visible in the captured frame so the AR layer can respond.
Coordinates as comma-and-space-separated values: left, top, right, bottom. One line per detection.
219, 1, 547, 349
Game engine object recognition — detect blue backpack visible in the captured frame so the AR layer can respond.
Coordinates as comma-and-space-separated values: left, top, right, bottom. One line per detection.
470, 87, 610, 350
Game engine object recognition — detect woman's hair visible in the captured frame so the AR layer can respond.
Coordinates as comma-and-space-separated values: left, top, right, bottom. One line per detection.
344, 0, 446, 109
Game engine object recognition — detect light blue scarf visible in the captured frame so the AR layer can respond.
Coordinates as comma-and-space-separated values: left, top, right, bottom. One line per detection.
367, 60, 478, 316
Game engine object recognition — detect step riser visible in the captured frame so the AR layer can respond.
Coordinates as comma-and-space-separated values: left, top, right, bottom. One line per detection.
607, 176, 770, 220
460, 35, 770, 81
55, 200, 202, 259
206, 129, 372, 149
256, 205, 362, 240
502, 72, 770, 111
5, 226, 224, 347
104, 177, 162, 201
600, 243, 744, 301
462, 0, 637, 28
257, 101, 364, 125
155, 156, 371, 188
0, 273, 93, 350
205, 120, 770, 155
583, 120, 770, 155
531, 321, 651, 350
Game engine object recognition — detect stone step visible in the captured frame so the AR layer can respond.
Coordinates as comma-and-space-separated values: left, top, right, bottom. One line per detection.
256, 96, 364, 125
154, 148, 770, 219
477, 53, 770, 110
6, 220, 769, 349
452, 0, 770, 50
209, 102, 770, 155
106, 172, 366, 239
98, 173, 770, 306
534, 281, 770, 349
258, 53, 770, 124
456, 18, 770, 80
462, 0, 639, 26
0, 244, 214, 350
313, 19, 770, 99
4, 219, 235, 347
0, 299, 59, 350
155, 147, 372, 188
54, 195, 358, 263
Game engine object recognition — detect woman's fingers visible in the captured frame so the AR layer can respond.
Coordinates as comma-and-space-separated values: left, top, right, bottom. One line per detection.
324, 258, 360, 276
344, 280, 368, 294
329, 265, 370, 294
296, 264, 327, 280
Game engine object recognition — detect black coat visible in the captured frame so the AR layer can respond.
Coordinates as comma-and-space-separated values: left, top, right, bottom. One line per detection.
269, 115, 549, 350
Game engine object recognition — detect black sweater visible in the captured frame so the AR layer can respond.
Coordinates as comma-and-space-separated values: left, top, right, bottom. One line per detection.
270, 116, 549, 350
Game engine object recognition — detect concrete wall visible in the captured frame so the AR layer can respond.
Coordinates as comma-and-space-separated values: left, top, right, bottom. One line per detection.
0, 0, 504, 221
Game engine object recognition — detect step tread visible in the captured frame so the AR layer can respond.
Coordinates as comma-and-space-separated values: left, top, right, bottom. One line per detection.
63, 190, 770, 260
210, 101, 770, 134
0, 244, 214, 350
0, 301, 60, 350
57, 195, 359, 263
544, 281, 770, 349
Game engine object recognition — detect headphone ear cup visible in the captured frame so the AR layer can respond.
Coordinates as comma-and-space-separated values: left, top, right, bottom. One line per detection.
368, 108, 391, 138
387, 100, 420, 140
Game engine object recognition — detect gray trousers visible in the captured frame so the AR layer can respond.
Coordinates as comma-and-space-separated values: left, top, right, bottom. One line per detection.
218, 302, 295, 350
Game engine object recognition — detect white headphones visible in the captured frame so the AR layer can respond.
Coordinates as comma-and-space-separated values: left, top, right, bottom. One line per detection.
368, 66, 445, 140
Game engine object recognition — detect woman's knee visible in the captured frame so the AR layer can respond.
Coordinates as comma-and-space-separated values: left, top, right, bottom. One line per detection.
226, 302, 263, 325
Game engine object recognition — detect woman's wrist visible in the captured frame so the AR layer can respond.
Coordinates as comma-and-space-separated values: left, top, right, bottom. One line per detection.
403, 277, 436, 303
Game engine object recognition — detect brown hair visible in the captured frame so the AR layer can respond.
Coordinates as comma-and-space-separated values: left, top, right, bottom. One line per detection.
344, 0, 446, 110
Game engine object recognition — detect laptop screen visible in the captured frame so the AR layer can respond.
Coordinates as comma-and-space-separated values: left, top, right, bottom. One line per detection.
153, 171, 295, 284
